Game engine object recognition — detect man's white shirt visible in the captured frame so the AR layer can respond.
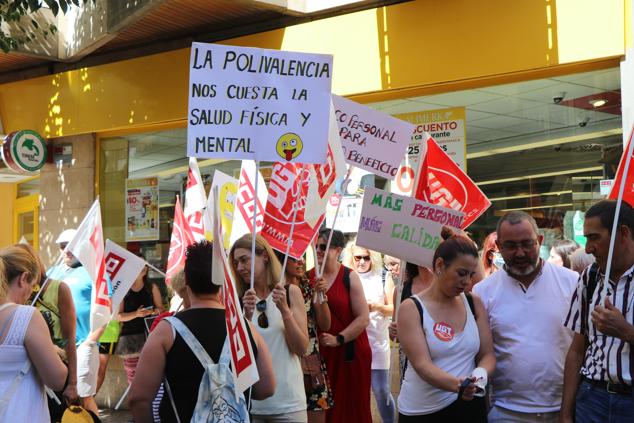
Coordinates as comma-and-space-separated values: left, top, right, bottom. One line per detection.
473, 261, 578, 413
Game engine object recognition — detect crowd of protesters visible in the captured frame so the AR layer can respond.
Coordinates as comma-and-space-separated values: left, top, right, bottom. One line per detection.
4, 199, 634, 422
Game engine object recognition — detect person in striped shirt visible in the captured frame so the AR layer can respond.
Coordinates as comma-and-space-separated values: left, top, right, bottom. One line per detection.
561, 200, 634, 423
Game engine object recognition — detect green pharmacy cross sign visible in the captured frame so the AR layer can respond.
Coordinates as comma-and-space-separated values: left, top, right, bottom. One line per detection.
2, 130, 48, 173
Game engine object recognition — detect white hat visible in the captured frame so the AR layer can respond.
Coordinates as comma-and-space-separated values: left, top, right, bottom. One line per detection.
55, 229, 77, 244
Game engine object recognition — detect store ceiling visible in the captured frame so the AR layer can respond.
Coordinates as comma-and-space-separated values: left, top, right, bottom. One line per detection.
0, 0, 408, 81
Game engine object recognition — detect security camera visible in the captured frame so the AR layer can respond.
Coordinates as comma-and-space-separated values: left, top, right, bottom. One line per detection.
579, 117, 590, 127
553, 92, 566, 104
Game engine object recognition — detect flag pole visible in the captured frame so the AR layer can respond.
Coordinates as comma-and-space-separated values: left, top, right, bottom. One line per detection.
145, 262, 166, 277
600, 127, 634, 305
279, 165, 305, 285
31, 250, 65, 306
318, 177, 351, 277
250, 161, 261, 291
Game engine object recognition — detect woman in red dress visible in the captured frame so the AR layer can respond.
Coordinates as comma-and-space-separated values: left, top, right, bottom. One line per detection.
309, 229, 372, 423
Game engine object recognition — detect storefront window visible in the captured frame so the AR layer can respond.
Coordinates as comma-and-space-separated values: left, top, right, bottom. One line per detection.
368, 67, 621, 252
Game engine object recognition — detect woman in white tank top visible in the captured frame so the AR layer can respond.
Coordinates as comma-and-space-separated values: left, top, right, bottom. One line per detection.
0, 246, 67, 422
231, 234, 309, 423
397, 235, 495, 422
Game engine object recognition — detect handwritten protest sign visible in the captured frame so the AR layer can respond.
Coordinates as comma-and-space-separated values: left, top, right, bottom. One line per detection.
356, 187, 464, 268
188, 42, 333, 163
331, 94, 413, 179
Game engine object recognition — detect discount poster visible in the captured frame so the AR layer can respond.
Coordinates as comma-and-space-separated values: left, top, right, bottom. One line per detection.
126, 177, 160, 241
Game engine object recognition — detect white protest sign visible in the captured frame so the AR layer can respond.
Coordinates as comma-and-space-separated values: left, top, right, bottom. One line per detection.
325, 196, 363, 232
391, 140, 426, 196
331, 94, 414, 180
104, 240, 147, 318
188, 42, 332, 163
356, 187, 464, 268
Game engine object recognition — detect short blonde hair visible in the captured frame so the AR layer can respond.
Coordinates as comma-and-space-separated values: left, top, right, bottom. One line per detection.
343, 240, 383, 276
229, 234, 282, 297
0, 245, 42, 301
170, 267, 186, 293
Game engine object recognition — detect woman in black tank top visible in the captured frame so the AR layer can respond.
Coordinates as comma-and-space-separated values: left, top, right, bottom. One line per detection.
116, 265, 163, 384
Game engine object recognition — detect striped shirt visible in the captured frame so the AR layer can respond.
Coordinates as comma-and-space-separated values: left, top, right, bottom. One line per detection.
563, 263, 634, 385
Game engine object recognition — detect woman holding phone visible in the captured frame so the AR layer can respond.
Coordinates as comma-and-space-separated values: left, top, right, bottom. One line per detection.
397, 234, 495, 422
116, 262, 163, 385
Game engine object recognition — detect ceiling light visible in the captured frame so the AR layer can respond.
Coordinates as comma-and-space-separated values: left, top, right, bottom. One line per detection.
501, 202, 573, 212
589, 99, 607, 108
467, 128, 622, 159
476, 166, 603, 186
489, 190, 572, 202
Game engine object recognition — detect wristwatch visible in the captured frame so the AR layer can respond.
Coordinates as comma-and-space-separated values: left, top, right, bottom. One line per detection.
336, 334, 345, 346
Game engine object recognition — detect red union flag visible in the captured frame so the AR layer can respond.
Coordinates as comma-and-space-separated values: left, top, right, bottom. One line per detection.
305, 105, 347, 227
262, 163, 323, 258
212, 191, 259, 392
185, 157, 210, 242
66, 199, 111, 331
608, 127, 634, 205
414, 135, 490, 228
230, 160, 268, 245
166, 196, 195, 284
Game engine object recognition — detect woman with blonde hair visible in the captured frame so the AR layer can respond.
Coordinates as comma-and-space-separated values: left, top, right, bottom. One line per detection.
344, 242, 395, 423
230, 234, 309, 422
0, 245, 68, 421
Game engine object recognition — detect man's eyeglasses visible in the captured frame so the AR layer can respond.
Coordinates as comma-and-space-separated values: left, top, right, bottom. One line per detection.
353, 255, 371, 262
316, 244, 328, 252
500, 239, 538, 252
256, 299, 268, 329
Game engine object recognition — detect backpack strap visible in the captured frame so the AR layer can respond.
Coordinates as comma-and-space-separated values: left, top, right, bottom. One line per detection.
164, 316, 215, 367
465, 292, 477, 319
218, 336, 232, 366
343, 266, 351, 292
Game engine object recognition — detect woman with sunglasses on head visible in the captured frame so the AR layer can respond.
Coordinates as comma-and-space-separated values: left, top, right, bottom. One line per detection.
397, 234, 495, 422
274, 250, 333, 423
0, 245, 68, 422
309, 229, 372, 423
344, 243, 395, 423
231, 234, 309, 423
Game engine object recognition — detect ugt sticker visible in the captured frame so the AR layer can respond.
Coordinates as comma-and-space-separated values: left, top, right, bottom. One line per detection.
433, 321, 454, 342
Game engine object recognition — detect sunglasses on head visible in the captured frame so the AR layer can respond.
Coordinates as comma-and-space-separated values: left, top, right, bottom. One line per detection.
353, 255, 371, 262
256, 299, 268, 329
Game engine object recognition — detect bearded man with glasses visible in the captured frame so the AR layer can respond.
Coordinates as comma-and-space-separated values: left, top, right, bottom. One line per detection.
473, 211, 578, 423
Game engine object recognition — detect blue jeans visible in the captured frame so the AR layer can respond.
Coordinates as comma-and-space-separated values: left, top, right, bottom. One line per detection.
372, 369, 396, 423
576, 380, 634, 423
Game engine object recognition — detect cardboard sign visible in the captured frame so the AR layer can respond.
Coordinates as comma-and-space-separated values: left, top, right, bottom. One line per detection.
187, 42, 333, 163
356, 187, 464, 268
262, 163, 324, 259
396, 107, 467, 169
325, 196, 363, 232
331, 94, 413, 179
126, 178, 160, 242
391, 140, 426, 196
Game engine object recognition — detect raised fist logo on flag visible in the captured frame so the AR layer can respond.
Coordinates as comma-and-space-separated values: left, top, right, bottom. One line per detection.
414, 135, 490, 228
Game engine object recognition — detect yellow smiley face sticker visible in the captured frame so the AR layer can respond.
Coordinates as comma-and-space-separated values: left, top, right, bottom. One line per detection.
276, 132, 303, 161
